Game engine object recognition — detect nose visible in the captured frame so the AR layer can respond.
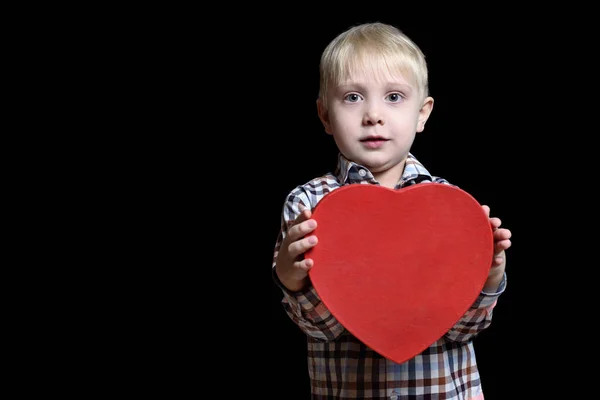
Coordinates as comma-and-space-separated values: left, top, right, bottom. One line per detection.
363, 110, 385, 126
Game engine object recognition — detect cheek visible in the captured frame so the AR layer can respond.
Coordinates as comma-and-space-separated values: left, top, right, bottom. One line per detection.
329, 114, 350, 134
331, 121, 358, 140
331, 108, 360, 130
390, 113, 420, 131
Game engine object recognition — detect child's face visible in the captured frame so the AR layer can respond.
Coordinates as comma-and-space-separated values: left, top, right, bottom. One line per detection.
318, 70, 433, 183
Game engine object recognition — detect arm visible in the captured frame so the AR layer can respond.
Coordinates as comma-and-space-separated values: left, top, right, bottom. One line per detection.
272, 191, 346, 341
445, 205, 512, 342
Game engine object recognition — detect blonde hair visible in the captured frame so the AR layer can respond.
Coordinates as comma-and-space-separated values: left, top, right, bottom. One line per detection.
318, 22, 429, 108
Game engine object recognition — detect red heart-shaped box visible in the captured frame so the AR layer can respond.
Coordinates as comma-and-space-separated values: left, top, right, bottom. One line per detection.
306, 182, 493, 364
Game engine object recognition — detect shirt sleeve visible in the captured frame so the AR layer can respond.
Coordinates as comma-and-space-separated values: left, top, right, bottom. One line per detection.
444, 272, 507, 342
430, 176, 506, 342
271, 188, 346, 341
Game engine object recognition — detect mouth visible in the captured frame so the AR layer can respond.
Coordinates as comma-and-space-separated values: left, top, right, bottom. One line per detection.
360, 136, 390, 143
360, 136, 389, 142
360, 136, 389, 149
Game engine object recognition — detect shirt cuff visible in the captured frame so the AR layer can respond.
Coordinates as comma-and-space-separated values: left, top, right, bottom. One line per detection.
477, 272, 507, 308
272, 267, 320, 311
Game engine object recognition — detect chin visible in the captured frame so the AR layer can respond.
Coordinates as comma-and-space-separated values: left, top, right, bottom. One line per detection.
359, 157, 393, 170
365, 165, 389, 173
365, 157, 407, 174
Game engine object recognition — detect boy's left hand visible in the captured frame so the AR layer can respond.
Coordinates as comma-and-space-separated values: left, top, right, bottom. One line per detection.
482, 205, 512, 270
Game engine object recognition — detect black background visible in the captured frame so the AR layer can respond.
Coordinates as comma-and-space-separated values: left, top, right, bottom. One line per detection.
33, 8, 599, 398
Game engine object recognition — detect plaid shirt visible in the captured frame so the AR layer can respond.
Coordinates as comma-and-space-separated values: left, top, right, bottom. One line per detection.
272, 153, 506, 399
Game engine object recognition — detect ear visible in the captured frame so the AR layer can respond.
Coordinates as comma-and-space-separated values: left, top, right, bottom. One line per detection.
416, 96, 434, 133
317, 98, 333, 135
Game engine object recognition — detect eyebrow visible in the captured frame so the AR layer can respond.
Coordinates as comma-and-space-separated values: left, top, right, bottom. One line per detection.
336, 82, 413, 93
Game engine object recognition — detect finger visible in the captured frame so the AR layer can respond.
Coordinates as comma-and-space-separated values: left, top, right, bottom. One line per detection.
493, 228, 511, 241
481, 205, 490, 217
290, 208, 312, 231
288, 218, 318, 242
495, 239, 512, 254
297, 204, 312, 220
293, 258, 314, 272
489, 217, 502, 230
491, 248, 506, 264
288, 235, 318, 259
492, 255, 505, 266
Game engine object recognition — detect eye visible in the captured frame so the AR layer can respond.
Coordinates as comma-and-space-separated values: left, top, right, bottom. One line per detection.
344, 93, 362, 103
386, 93, 404, 103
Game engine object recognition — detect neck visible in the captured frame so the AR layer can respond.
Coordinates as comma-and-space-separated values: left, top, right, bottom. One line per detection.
372, 161, 406, 189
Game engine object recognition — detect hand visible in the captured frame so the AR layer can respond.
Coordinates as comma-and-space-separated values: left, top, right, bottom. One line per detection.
482, 205, 512, 275
275, 206, 319, 291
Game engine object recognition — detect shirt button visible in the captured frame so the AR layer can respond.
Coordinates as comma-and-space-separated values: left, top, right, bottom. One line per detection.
358, 169, 367, 176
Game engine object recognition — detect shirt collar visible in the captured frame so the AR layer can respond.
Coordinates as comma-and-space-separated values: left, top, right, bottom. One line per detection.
334, 152, 434, 188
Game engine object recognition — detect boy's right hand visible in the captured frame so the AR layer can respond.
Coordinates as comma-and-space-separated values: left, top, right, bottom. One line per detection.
275, 206, 319, 292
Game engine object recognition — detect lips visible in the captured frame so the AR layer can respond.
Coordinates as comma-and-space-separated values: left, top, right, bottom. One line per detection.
360, 136, 389, 142
360, 136, 389, 149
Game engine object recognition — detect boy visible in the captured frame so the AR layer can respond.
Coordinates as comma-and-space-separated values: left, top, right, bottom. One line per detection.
272, 22, 512, 399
